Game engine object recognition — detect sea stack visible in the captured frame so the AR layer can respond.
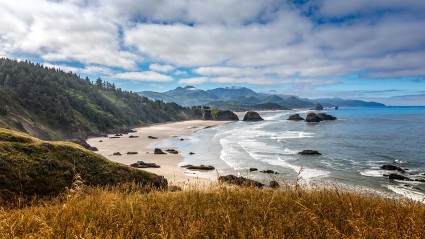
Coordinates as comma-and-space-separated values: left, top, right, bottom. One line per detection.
314, 103, 324, 110
243, 111, 264, 121
305, 112, 322, 122
287, 114, 304, 121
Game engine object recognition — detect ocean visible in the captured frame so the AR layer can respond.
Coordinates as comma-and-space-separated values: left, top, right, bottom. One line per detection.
164, 107, 425, 201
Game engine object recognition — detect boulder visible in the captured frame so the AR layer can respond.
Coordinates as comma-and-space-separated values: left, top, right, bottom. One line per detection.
305, 113, 322, 122
298, 150, 322, 155
129, 135, 139, 138
314, 103, 324, 110
109, 136, 121, 138
113, 152, 121, 156
388, 173, 413, 181
130, 161, 160, 168
380, 164, 406, 173
99, 140, 103, 142
89, 147, 98, 151
270, 181, 280, 189
128, 129, 137, 133
415, 179, 425, 183
317, 113, 337, 121
180, 165, 193, 168
180, 138, 185, 141
114, 133, 123, 137
165, 149, 178, 154
185, 165, 215, 170
189, 152, 195, 155
243, 111, 264, 121
260, 169, 278, 174
154, 148, 166, 154
148, 136, 158, 139
287, 114, 304, 121
218, 175, 264, 188
249, 168, 258, 172
127, 152, 138, 155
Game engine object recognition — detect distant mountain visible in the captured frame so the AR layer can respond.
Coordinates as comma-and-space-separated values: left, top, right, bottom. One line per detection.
150, 86, 218, 106
314, 98, 385, 107
207, 101, 289, 111
138, 86, 385, 110
260, 95, 315, 109
138, 91, 178, 103
206, 87, 258, 100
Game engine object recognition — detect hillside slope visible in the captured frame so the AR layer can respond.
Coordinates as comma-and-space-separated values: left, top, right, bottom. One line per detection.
0, 128, 166, 199
0, 58, 202, 140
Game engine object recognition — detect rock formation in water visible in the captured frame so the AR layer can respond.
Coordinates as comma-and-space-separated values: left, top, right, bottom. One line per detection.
287, 114, 304, 121
243, 111, 264, 121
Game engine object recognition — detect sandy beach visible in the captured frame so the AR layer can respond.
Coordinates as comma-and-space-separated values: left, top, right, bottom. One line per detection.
87, 120, 232, 187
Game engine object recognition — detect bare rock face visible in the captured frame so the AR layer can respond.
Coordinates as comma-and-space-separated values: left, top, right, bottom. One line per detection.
181, 165, 215, 170
213, 110, 239, 121
305, 113, 322, 122
381, 164, 406, 173
218, 175, 264, 188
298, 150, 322, 155
243, 111, 264, 121
317, 113, 337, 121
287, 114, 304, 121
130, 161, 160, 168
388, 173, 412, 181
154, 148, 166, 154
165, 149, 178, 154
314, 103, 324, 110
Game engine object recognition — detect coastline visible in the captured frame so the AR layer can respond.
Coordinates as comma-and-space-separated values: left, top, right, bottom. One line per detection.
87, 120, 233, 187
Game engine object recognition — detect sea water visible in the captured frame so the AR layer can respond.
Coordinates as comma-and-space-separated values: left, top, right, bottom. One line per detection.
176, 107, 425, 201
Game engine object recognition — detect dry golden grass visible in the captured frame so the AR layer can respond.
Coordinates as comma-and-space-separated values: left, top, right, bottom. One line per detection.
1, 183, 424, 239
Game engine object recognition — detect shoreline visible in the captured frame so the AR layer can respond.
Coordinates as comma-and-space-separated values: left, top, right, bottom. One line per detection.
87, 120, 233, 187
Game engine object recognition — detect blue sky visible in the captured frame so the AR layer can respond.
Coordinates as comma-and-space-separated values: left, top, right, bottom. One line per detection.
1, 0, 424, 105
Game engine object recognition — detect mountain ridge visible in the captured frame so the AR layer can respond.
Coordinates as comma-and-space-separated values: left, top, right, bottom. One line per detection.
139, 86, 385, 110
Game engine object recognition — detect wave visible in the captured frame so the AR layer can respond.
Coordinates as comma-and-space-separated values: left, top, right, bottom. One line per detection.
271, 131, 314, 140
386, 185, 425, 202
360, 169, 384, 178
276, 157, 330, 179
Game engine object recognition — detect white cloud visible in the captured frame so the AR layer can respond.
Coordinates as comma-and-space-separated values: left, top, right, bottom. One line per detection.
179, 76, 337, 86
81, 66, 114, 76
42, 63, 80, 73
149, 63, 175, 72
0, 0, 138, 69
0, 0, 424, 92
194, 67, 261, 77
114, 71, 173, 82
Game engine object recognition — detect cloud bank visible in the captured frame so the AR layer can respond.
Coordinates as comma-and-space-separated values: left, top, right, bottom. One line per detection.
1, 0, 424, 103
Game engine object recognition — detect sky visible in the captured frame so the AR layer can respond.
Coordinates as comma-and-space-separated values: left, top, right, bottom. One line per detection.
1, 0, 425, 106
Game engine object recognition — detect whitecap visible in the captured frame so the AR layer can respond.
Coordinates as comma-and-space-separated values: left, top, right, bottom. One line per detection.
386, 185, 425, 202
271, 131, 314, 140
275, 157, 330, 179
360, 169, 385, 178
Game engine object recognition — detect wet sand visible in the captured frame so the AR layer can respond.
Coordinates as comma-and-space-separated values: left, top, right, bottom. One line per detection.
87, 120, 232, 187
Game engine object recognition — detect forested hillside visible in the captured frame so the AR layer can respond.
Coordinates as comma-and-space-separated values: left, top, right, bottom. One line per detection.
0, 58, 201, 139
